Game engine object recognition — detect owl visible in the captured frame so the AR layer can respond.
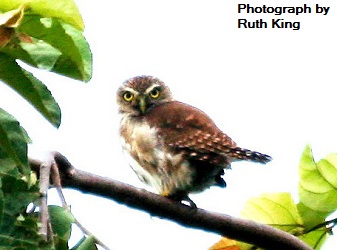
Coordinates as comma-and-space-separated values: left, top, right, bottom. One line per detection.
117, 75, 271, 207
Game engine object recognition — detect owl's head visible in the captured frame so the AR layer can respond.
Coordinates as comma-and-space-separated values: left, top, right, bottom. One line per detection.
117, 75, 174, 116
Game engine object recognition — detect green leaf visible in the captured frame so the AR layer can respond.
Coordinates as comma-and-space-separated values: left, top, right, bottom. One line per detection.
241, 192, 303, 235
0, 174, 48, 249
297, 202, 329, 230
49, 205, 75, 241
0, 5, 92, 81
17, 15, 92, 82
299, 145, 337, 214
0, 108, 29, 173
318, 154, 337, 188
0, 148, 20, 177
0, 0, 84, 30
241, 192, 329, 249
1, 40, 62, 71
299, 229, 328, 250
0, 53, 61, 127
0, 174, 39, 217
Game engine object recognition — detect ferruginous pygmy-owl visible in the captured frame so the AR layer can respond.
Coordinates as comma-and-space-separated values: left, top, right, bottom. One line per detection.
117, 75, 271, 206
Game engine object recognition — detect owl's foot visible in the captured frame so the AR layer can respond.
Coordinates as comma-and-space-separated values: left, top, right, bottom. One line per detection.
161, 190, 197, 208
181, 196, 197, 208
168, 195, 197, 208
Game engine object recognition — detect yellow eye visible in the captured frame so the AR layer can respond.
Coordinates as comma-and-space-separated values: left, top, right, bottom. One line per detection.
150, 88, 160, 99
123, 91, 134, 102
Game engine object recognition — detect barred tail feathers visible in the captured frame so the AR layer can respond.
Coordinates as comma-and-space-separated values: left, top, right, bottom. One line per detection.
229, 147, 272, 164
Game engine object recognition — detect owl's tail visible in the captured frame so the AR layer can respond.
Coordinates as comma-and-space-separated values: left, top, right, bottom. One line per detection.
229, 147, 272, 164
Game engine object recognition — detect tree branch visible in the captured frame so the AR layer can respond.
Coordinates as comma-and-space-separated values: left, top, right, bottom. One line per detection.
29, 152, 312, 250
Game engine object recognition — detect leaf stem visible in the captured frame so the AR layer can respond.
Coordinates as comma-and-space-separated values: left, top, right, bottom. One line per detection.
306, 217, 337, 233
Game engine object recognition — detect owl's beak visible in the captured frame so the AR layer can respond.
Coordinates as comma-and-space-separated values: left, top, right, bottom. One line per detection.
139, 97, 147, 114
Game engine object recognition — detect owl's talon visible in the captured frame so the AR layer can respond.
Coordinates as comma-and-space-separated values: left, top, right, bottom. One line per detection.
165, 194, 197, 208
182, 197, 197, 208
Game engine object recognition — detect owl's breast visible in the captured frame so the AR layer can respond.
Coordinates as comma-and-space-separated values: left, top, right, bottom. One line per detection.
120, 116, 166, 188
119, 115, 194, 195
120, 116, 162, 165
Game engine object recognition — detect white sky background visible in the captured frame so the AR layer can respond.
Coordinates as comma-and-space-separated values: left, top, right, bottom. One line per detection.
1, 0, 337, 249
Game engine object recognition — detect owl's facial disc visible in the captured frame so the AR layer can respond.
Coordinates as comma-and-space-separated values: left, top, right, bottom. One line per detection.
118, 76, 173, 116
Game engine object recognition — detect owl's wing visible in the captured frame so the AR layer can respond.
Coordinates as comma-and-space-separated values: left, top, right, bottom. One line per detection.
145, 101, 237, 160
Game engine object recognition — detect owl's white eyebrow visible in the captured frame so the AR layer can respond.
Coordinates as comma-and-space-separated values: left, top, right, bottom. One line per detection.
145, 84, 161, 93
123, 87, 138, 94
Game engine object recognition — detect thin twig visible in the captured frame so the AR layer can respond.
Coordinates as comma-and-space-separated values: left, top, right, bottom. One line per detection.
51, 162, 67, 207
49, 152, 110, 250
38, 156, 54, 242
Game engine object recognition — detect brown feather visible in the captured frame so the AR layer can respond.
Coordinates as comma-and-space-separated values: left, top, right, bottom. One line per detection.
144, 101, 237, 165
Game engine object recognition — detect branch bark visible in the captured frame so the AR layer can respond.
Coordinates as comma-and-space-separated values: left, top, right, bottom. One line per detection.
29, 152, 312, 250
